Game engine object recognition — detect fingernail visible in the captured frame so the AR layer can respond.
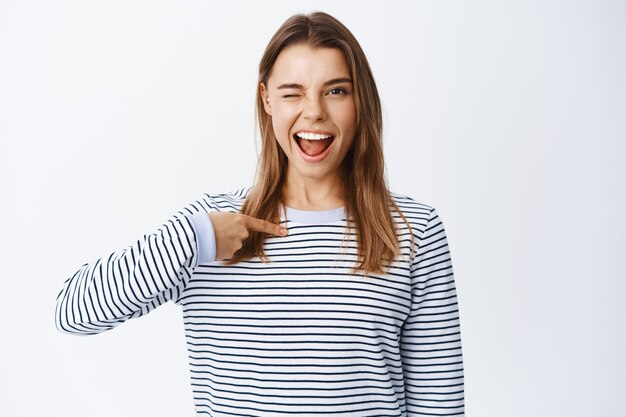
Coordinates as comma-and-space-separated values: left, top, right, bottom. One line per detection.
281, 228, 287, 235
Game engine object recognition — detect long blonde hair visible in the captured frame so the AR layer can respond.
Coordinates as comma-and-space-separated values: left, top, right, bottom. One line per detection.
223, 11, 414, 276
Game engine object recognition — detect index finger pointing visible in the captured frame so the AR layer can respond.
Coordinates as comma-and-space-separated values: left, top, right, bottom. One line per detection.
242, 214, 288, 236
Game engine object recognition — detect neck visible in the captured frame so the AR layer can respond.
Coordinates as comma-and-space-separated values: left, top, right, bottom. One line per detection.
281, 166, 345, 210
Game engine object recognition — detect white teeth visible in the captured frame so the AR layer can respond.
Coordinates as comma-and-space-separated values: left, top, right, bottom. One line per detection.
295, 132, 333, 140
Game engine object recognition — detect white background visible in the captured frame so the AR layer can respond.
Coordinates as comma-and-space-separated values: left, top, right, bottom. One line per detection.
1, 0, 624, 416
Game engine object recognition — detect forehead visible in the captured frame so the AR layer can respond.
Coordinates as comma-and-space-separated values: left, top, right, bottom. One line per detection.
268, 44, 350, 87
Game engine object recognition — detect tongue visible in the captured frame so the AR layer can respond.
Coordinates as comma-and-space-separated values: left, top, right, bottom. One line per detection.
298, 137, 333, 156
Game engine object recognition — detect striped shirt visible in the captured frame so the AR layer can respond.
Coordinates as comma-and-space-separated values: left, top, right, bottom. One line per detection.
55, 186, 465, 416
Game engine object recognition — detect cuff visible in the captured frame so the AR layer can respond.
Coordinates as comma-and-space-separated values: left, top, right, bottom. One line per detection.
187, 211, 217, 265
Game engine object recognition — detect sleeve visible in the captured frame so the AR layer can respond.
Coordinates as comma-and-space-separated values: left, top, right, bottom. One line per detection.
188, 210, 217, 265
400, 207, 465, 416
54, 195, 216, 336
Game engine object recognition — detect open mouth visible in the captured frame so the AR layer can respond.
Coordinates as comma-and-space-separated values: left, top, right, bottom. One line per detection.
293, 133, 335, 157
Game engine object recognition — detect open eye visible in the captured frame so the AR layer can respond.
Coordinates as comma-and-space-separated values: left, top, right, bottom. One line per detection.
328, 87, 347, 96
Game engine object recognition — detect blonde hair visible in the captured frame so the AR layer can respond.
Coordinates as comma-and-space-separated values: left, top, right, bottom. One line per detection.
223, 11, 414, 276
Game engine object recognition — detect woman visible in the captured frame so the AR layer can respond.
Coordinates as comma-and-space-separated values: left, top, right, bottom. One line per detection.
55, 11, 465, 416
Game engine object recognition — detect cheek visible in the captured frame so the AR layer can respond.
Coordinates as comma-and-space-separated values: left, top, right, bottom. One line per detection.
271, 119, 292, 153
271, 106, 296, 134
335, 106, 357, 149
333, 101, 357, 129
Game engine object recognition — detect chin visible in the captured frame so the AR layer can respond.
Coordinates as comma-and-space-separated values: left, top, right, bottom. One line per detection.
294, 164, 333, 178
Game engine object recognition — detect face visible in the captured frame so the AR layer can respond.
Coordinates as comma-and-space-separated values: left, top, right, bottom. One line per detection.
260, 43, 357, 182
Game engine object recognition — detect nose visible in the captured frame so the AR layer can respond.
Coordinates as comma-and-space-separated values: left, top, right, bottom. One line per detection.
302, 94, 326, 122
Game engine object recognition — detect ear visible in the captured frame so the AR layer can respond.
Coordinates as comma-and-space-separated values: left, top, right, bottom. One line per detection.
260, 82, 272, 116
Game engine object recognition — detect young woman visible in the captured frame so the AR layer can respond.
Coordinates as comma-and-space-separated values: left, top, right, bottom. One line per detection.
55, 11, 465, 416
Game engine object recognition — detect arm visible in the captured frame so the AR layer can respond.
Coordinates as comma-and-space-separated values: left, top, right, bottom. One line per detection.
54, 197, 216, 336
400, 207, 465, 416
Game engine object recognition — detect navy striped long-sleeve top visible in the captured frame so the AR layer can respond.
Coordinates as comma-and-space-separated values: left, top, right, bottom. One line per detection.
55, 186, 465, 416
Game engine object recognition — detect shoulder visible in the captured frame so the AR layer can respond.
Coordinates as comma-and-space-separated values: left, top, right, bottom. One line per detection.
389, 191, 434, 220
388, 190, 442, 237
178, 186, 251, 216
205, 186, 250, 206
389, 190, 454, 245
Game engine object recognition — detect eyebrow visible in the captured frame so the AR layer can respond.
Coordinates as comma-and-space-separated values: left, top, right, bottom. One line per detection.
277, 77, 353, 90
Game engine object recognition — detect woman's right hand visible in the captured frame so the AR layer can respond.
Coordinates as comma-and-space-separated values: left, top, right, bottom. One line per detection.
208, 212, 288, 261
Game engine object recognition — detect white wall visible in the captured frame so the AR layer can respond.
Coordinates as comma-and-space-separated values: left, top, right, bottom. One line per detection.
1, 0, 624, 416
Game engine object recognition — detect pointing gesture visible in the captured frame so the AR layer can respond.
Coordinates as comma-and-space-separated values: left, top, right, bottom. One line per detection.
208, 212, 288, 261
